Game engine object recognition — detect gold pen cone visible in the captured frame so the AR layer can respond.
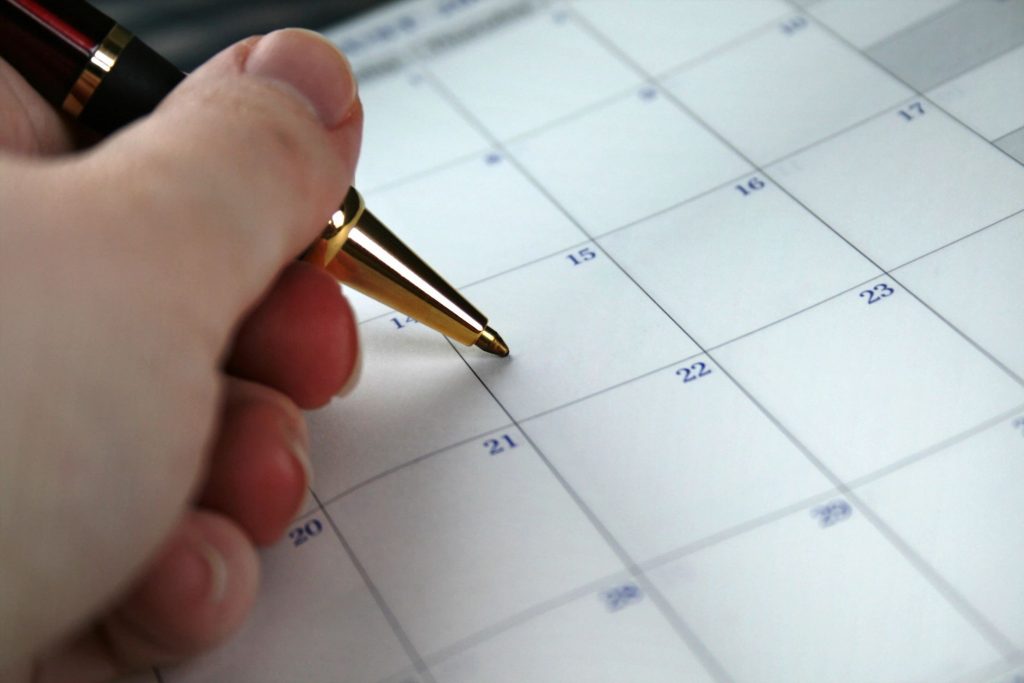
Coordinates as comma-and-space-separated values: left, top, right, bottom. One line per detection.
304, 188, 509, 356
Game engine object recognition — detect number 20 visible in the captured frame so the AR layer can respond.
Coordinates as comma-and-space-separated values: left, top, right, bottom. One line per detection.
289, 519, 324, 547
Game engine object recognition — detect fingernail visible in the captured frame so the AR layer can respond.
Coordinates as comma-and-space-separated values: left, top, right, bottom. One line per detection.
245, 28, 357, 127
286, 424, 314, 489
198, 541, 229, 603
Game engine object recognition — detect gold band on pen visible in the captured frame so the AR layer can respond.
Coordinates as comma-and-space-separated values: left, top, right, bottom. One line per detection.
62, 24, 134, 117
319, 187, 366, 264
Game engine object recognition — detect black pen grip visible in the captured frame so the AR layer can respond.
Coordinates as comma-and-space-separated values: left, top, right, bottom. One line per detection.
78, 34, 185, 136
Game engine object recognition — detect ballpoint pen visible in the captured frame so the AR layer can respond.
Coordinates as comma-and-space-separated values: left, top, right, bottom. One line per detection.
0, 0, 511, 357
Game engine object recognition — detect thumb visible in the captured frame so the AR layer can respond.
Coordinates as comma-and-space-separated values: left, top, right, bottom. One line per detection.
76, 28, 362, 325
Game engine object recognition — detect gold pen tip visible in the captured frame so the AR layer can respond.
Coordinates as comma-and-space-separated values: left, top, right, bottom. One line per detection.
475, 326, 510, 357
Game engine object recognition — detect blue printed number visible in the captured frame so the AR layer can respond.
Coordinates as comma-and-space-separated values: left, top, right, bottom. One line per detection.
390, 315, 417, 330
602, 583, 643, 611
484, 434, 518, 455
859, 283, 894, 304
1013, 417, 1024, 436
780, 16, 808, 34
676, 361, 712, 383
898, 102, 925, 122
289, 519, 324, 547
811, 500, 853, 528
567, 247, 597, 266
735, 177, 766, 196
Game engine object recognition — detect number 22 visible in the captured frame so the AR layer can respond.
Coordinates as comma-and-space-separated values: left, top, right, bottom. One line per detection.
676, 361, 712, 383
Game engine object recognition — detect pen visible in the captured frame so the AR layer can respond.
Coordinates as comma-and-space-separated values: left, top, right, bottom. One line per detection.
0, 0, 511, 357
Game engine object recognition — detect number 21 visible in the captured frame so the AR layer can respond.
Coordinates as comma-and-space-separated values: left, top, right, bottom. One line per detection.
484, 434, 518, 455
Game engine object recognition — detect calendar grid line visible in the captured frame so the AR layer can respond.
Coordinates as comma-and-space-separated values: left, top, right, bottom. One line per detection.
419, 565, 635, 668
838, 493, 1020, 660
498, 79, 645, 146
649, 8, 793, 83
916, 39, 1024, 107
410, 38, 955, 677
568, 3, 1024, 400
679, 347, 1021, 661
853, 0, 966, 54
776, 6, 1024, 389
153, 3, 1024, 680
890, 206, 1024, 274
411, 56, 737, 681
843, 402, 1024, 493
334, 3, 1024, 672
791, 0, 1024, 170
513, 270, 884, 426
309, 392, 1021, 678
414, 14, 1024, 664
950, 660, 1024, 683
996, 125, 1024, 151
310, 490, 438, 683
562, 3, 1023, 661
357, 187, 1021, 358
756, 94, 923, 170
362, 146, 490, 195
314, 421, 515, 509
358, 183, 1021, 342
440, 337, 736, 683
634, 489, 841, 575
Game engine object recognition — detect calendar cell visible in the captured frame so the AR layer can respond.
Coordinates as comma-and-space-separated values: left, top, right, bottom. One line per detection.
986, 667, 1024, 683
356, 69, 491, 190
508, 88, 750, 236
570, 0, 789, 75
858, 418, 1024, 649
427, 9, 640, 140
366, 153, 586, 288
429, 577, 715, 682
997, 127, 1024, 165
329, 428, 624, 656
928, 45, 1024, 141
866, 0, 1024, 92
713, 277, 1024, 481
166, 512, 412, 683
454, 247, 700, 419
664, 19, 910, 164
770, 101, 1024, 270
895, 211, 1024, 380
647, 505, 1000, 683
599, 177, 879, 348
524, 355, 833, 565
809, 0, 960, 50
306, 316, 509, 501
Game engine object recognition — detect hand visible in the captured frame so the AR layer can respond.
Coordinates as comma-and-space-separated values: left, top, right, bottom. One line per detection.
0, 29, 362, 682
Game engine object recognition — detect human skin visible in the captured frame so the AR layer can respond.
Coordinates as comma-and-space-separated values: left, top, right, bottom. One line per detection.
0, 29, 362, 682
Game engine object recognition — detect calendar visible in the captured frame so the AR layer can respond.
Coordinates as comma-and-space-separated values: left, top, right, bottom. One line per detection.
147, 1, 1024, 682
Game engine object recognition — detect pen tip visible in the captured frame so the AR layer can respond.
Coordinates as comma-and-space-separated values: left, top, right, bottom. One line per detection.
475, 326, 510, 357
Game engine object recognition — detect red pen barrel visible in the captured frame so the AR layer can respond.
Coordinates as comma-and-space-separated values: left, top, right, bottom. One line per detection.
0, 0, 115, 108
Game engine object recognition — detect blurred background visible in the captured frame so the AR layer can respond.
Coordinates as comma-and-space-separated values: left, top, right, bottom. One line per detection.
91, 0, 398, 70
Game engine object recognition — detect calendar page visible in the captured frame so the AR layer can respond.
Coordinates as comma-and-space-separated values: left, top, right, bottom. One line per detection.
149, 1, 1024, 682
